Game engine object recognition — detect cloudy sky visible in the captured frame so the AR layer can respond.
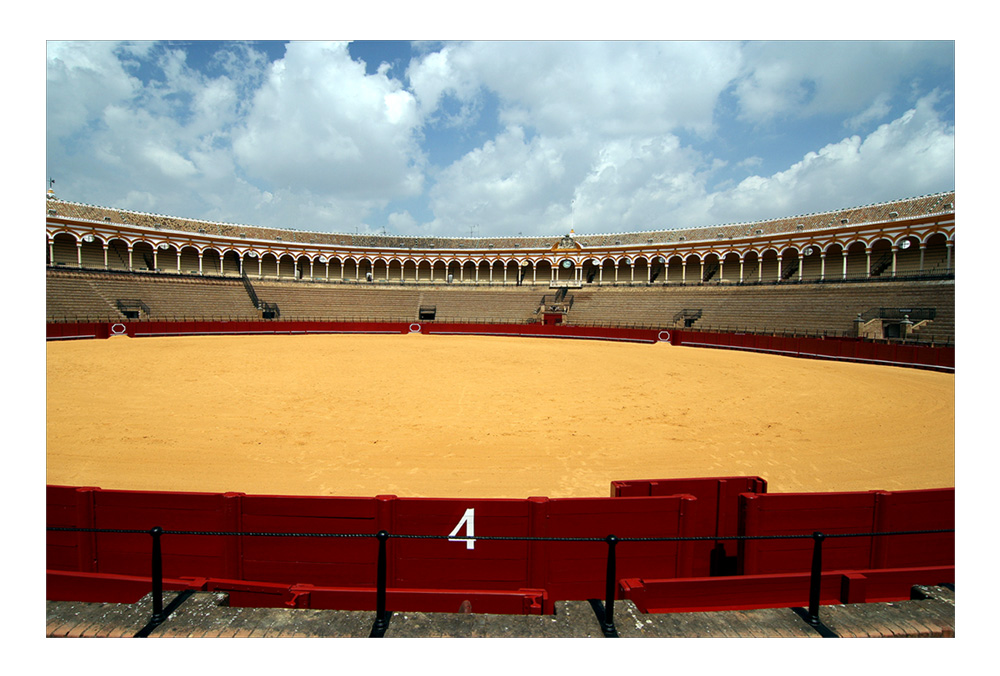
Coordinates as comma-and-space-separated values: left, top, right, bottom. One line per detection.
45, 38, 954, 238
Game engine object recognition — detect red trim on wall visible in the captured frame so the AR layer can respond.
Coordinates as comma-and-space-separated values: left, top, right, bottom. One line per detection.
46, 321, 952, 370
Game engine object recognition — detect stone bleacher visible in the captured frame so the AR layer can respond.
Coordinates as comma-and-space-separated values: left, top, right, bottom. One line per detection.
47, 269, 955, 344
250, 281, 542, 323
46, 270, 259, 322
564, 280, 954, 342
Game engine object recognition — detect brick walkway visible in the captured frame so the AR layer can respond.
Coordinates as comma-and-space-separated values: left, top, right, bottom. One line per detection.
46, 585, 954, 638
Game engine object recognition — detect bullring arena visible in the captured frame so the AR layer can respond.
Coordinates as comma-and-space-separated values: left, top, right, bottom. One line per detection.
45, 189, 956, 638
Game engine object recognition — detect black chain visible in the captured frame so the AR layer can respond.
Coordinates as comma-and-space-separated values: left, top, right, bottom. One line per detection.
46, 526, 953, 541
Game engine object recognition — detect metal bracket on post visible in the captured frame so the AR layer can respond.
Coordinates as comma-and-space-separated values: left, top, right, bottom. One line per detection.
808, 531, 826, 626
369, 530, 392, 637
150, 526, 165, 624
601, 534, 619, 638
134, 526, 171, 638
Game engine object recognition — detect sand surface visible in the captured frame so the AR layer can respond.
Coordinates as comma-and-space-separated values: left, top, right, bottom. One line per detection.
46, 333, 954, 498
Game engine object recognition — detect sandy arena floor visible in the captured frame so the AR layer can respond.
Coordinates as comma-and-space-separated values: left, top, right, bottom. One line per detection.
45, 333, 955, 498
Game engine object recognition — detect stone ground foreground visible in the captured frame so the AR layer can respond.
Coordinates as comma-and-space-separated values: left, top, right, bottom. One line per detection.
46, 584, 954, 638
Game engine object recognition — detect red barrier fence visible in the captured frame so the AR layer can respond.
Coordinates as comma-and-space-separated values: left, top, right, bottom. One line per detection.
47, 486, 696, 613
738, 488, 956, 575
44, 320, 661, 343
611, 476, 768, 576
47, 480, 954, 615
667, 329, 954, 371
46, 321, 952, 371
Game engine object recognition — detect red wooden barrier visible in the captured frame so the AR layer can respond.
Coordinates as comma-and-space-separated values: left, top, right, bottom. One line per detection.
47, 485, 694, 613
46, 486, 97, 573
46, 320, 953, 370
610, 476, 767, 575
390, 497, 533, 592
90, 489, 236, 580
45, 481, 954, 614
620, 565, 954, 613
737, 488, 955, 576
533, 495, 697, 601
870, 488, 955, 569
45, 320, 661, 344
670, 329, 953, 371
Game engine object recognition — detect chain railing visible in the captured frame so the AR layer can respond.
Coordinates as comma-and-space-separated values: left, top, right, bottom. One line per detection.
47, 524, 953, 639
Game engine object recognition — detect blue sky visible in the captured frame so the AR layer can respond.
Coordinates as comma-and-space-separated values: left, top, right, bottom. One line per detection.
45, 38, 955, 238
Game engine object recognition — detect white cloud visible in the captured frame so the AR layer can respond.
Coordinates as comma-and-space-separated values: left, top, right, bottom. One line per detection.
388, 210, 417, 231
411, 41, 747, 236
45, 41, 954, 239
407, 44, 483, 125
707, 92, 955, 223
231, 41, 424, 203
410, 41, 742, 139
845, 93, 893, 131
425, 126, 576, 236
572, 135, 713, 232
47, 41, 141, 139
734, 41, 953, 124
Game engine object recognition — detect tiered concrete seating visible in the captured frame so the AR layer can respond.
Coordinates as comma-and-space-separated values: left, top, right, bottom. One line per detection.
251, 281, 542, 323
47, 269, 954, 343
252, 282, 423, 321
564, 281, 955, 341
46, 271, 121, 321
46, 270, 258, 321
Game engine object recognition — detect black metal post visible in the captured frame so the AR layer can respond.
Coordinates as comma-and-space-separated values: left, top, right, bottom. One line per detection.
602, 534, 619, 637
808, 531, 826, 626
150, 526, 165, 624
370, 530, 391, 637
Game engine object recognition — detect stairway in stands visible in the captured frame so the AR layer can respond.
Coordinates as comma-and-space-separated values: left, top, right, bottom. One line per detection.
241, 271, 279, 319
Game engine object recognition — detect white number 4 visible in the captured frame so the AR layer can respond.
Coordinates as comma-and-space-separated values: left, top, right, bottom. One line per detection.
448, 508, 476, 550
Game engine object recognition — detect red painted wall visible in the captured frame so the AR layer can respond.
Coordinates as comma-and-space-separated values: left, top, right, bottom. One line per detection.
47, 481, 954, 613
669, 329, 953, 371
47, 486, 695, 607
737, 488, 955, 575
610, 476, 768, 575
46, 321, 952, 370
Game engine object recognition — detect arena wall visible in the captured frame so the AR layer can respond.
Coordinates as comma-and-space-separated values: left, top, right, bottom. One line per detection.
45, 320, 955, 371
46, 479, 954, 615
